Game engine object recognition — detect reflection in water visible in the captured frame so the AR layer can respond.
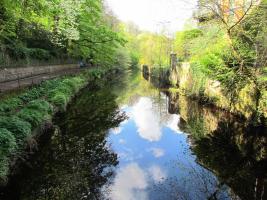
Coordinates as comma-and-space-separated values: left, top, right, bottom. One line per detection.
168, 92, 267, 200
0, 72, 266, 200
107, 89, 231, 200
0, 81, 126, 200
106, 73, 266, 200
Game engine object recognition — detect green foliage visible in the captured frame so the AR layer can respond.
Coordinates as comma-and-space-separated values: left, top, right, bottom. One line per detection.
189, 63, 208, 98
0, 0, 126, 68
171, 2, 267, 119
19, 87, 44, 102
85, 68, 106, 79
174, 29, 203, 60
0, 117, 31, 144
50, 93, 68, 111
137, 33, 171, 68
17, 100, 52, 127
0, 55, 111, 181
0, 157, 9, 181
0, 128, 17, 155
0, 97, 23, 114
232, 0, 267, 69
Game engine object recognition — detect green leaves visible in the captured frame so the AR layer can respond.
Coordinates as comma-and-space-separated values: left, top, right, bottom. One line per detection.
0, 0, 127, 68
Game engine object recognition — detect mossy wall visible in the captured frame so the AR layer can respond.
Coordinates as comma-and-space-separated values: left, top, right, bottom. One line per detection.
169, 62, 266, 121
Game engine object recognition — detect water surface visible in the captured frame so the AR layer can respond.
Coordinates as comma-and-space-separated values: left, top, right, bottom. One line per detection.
0, 71, 266, 200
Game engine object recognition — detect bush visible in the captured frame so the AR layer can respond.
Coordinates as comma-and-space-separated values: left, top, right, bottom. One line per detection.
190, 63, 208, 97
50, 93, 68, 111
0, 157, 9, 181
27, 48, 51, 60
19, 87, 44, 102
17, 109, 47, 128
0, 117, 31, 144
17, 100, 52, 127
26, 100, 53, 114
47, 76, 87, 110
62, 77, 85, 93
0, 98, 23, 114
0, 128, 17, 155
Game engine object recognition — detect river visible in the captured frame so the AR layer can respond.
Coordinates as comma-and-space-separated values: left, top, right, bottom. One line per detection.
0, 71, 266, 200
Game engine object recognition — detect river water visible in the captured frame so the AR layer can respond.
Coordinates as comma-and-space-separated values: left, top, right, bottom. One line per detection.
0, 71, 266, 200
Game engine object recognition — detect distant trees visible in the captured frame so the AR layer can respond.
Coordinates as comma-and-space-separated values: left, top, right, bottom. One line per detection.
137, 33, 172, 68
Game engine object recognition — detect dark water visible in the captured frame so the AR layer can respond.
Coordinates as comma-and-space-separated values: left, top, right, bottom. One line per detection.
0, 71, 266, 200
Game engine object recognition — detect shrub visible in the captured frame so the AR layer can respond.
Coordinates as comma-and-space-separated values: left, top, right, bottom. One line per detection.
27, 48, 51, 60
0, 98, 23, 114
0, 157, 9, 181
17, 100, 52, 128
0, 117, 31, 144
19, 87, 44, 102
62, 77, 85, 93
17, 109, 47, 128
50, 93, 68, 111
47, 77, 87, 110
26, 100, 53, 114
0, 128, 17, 155
190, 63, 208, 97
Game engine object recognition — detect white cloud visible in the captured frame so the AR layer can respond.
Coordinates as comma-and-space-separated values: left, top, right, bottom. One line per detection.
148, 165, 167, 183
132, 97, 162, 142
109, 163, 149, 200
105, 0, 198, 33
149, 147, 165, 158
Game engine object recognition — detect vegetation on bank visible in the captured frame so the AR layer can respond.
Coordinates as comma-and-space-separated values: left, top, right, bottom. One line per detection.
168, 0, 267, 122
0, 68, 109, 182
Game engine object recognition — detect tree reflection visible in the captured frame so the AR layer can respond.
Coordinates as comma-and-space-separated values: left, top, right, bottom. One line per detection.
0, 82, 127, 200
193, 122, 267, 200
167, 91, 267, 200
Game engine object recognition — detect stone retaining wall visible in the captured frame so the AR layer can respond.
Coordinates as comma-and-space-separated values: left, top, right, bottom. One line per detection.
0, 64, 78, 82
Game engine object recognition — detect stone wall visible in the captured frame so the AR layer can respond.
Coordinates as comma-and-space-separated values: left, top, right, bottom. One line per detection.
0, 64, 78, 82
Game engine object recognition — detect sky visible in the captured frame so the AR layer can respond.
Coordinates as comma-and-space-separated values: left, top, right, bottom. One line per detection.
105, 0, 198, 34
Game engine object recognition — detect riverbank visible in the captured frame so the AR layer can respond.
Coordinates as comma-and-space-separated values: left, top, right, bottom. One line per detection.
0, 67, 113, 183
142, 63, 267, 125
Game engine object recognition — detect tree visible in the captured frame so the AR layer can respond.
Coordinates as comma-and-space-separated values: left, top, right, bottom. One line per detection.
197, 0, 260, 70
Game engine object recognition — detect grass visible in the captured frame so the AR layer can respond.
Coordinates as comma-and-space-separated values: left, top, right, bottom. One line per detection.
0, 128, 17, 155
16, 100, 52, 128
0, 117, 32, 145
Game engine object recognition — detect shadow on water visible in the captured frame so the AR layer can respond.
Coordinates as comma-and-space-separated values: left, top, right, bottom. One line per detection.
0, 77, 127, 200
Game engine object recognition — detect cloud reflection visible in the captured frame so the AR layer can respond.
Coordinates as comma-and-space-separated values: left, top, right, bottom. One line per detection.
109, 163, 167, 200
149, 148, 165, 158
148, 165, 167, 183
131, 97, 181, 142
132, 97, 162, 142
165, 114, 181, 133
109, 163, 149, 200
